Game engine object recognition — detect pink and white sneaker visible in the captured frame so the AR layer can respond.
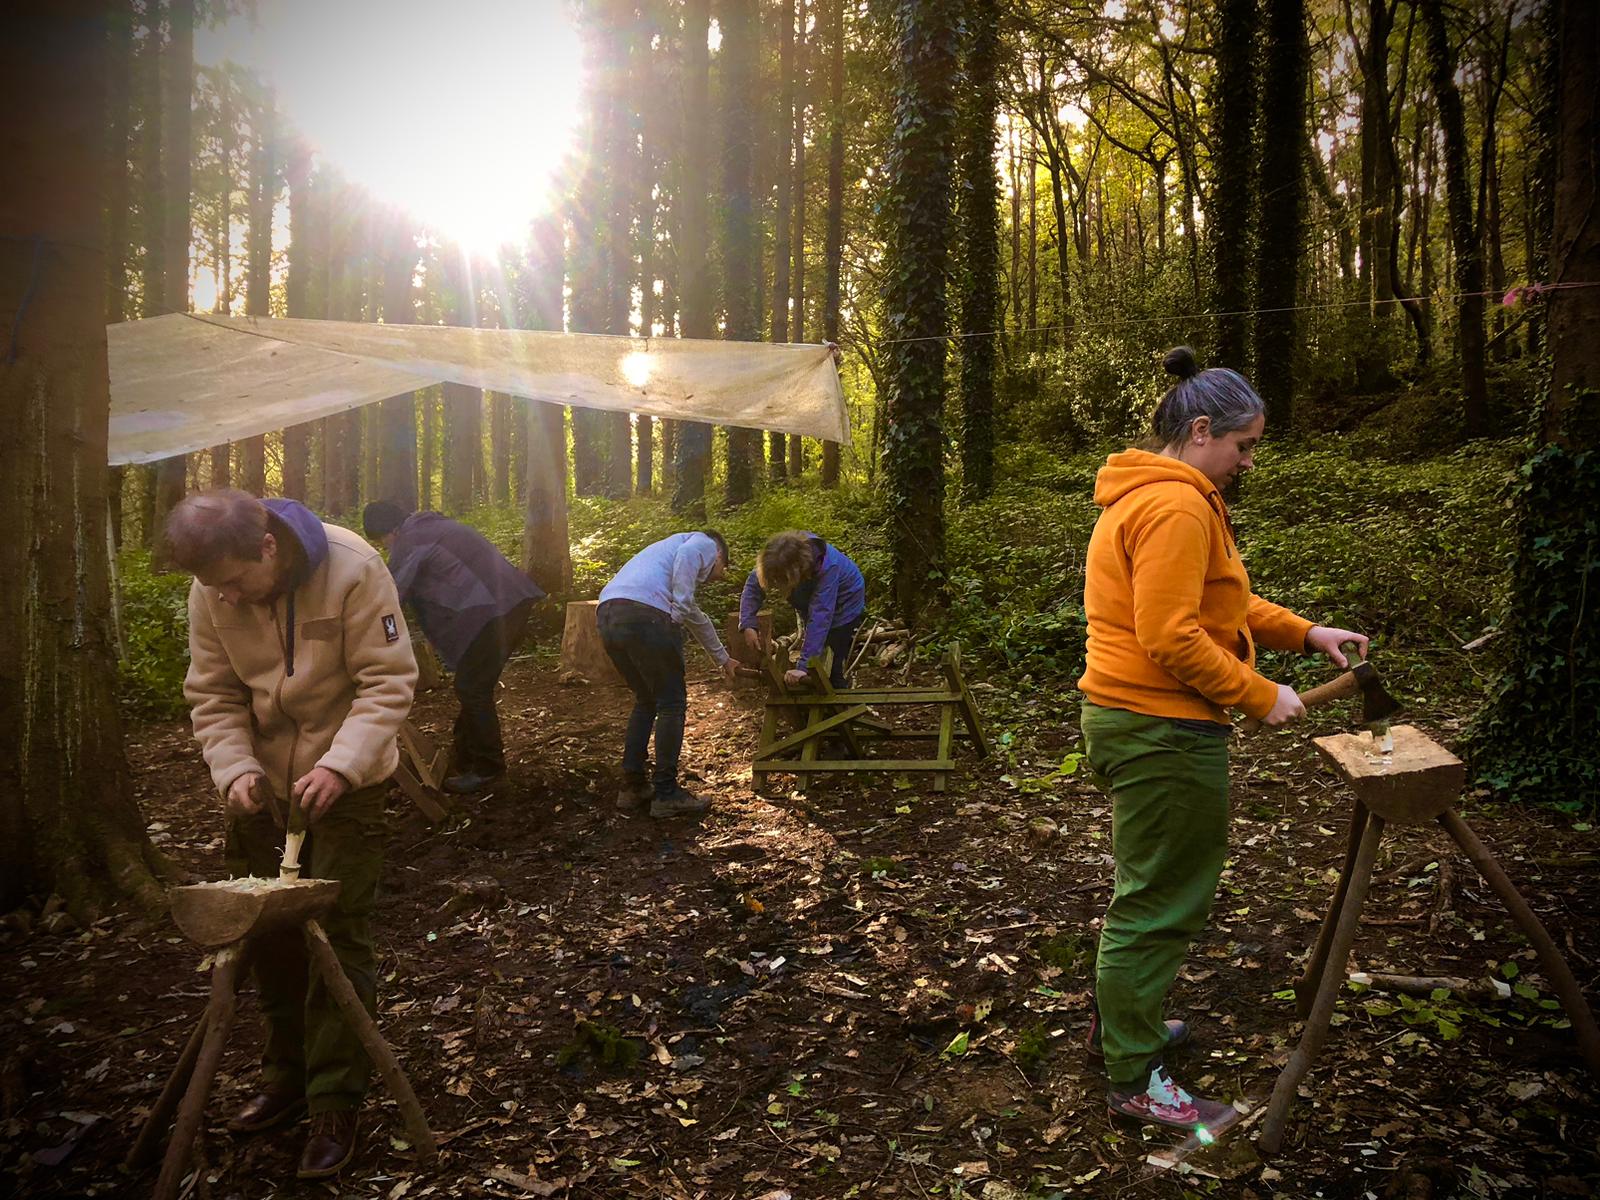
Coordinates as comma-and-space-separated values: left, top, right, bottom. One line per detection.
1107, 1064, 1239, 1134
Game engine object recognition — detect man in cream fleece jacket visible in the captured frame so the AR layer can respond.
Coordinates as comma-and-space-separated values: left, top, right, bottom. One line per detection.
165, 489, 417, 1181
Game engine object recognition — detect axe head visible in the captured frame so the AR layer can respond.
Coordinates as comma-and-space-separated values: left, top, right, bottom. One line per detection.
1350, 660, 1403, 727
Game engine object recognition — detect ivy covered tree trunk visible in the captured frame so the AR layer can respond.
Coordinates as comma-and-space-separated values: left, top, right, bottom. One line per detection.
1420, 0, 1489, 438
673, 0, 715, 519
1210, 0, 1258, 370
956, 0, 999, 503
820, 0, 845, 488
0, 2, 170, 919
722, 0, 759, 508
1251, 0, 1305, 427
882, 0, 957, 622
1466, 0, 1598, 806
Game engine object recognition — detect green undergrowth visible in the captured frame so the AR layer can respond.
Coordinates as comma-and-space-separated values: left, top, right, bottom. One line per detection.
113, 436, 1521, 762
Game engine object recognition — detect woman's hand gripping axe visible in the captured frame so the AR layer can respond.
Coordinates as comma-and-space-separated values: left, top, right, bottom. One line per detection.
1242, 644, 1403, 742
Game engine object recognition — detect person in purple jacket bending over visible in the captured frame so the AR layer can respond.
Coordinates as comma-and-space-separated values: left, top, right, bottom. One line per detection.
741, 530, 867, 689
363, 501, 544, 795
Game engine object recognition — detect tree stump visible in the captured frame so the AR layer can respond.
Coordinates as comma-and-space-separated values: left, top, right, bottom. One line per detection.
725, 611, 772, 668
559, 600, 623, 685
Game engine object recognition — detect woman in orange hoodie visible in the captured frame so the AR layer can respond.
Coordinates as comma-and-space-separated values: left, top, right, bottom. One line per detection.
1078, 347, 1368, 1134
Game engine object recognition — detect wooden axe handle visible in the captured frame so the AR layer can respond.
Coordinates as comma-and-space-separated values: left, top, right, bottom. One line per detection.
1241, 669, 1360, 734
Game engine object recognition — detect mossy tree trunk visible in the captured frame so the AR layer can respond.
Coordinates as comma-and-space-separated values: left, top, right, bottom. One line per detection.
1466, 0, 1599, 806
882, 0, 957, 623
956, 0, 999, 503
0, 1, 171, 919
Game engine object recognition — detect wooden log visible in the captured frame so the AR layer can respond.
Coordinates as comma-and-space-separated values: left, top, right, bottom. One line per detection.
153, 946, 241, 1200
169, 878, 341, 947
303, 920, 438, 1160
559, 600, 624, 685
1260, 814, 1386, 1155
725, 610, 772, 668
1348, 971, 1512, 1002
411, 633, 444, 691
1312, 725, 1464, 825
126, 1010, 209, 1168
1440, 809, 1600, 1078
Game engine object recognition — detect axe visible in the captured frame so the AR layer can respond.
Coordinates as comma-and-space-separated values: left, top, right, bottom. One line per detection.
1243, 643, 1402, 743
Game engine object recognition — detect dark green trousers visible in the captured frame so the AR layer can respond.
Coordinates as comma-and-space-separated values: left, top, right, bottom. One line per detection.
1081, 703, 1230, 1086
225, 784, 387, 1114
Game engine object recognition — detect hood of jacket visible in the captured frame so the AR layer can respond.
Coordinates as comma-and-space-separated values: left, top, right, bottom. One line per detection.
1092, 448, 1234, 553
263, 498, 329, 587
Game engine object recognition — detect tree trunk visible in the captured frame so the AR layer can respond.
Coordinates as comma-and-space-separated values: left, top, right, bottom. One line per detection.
673, 0, 714, 519
1420, 0, 1489, 438
1466, 0, 1599, 806
106, 0, 135, 547
281, 139, 312, 500
239, 83, 274, 496
787, 0, 810, 479
1211, 0, 1258, 369
957, 0, 999, 502
1252, 0, 1307, 429
491, 392, 511, 505
722, 0, 759, 508
0, 1, 170, 919
378, 212, 419, 509
883, 0, 956, 623
523, 215, 572, 593
769, 0, 795, 483
150, 0, 193, 534
820, 0, 845, 487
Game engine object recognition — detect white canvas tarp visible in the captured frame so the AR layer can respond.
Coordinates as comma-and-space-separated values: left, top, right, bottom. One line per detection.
107, 313, 849, 466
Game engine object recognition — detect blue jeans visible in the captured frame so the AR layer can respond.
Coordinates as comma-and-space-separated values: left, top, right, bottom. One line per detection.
597, 599, 687, 797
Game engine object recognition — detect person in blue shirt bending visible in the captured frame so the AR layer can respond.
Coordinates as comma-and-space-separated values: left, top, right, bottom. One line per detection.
598, 530, 744, 819
740, 530, 867, 690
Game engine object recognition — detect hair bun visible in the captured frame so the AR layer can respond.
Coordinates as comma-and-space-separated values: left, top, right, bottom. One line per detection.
1162, 346, 1199, 380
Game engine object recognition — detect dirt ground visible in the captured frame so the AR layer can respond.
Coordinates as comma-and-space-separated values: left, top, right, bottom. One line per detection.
3, 653, 1598, 1200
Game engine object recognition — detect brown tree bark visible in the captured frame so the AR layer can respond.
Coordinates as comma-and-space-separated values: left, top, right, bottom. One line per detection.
0, 1, 170, 918
378, 210, 419, 509
1420, 0, 1489, 437
281, 138, 313, 500
769, 0, 796, 482
787, 0, 810, 479
522, 216, 572, 593
820, 0, 845, 487
722, 0, 759, 508
491, 392, 511, 505
150, 0, 192, 535
106, 0, 135, 547
239, 83, 274, 496
673, 0, 714, 518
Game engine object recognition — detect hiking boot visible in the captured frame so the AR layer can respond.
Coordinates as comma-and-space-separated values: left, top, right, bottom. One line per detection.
226, 1085, 305, 1134
616, 773, 653, 812
297, 1110, 358, 1179
1085, 1012, 1191, 1059
650, 787, 710, 819
443, 771, 500, 794
1107, 1064, 1239, 1135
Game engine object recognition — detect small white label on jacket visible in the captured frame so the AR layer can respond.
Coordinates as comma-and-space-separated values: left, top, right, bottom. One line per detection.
382, 614, 399, 643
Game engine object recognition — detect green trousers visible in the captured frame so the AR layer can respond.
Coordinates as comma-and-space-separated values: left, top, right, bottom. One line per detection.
1081, 703, 1230, 1086
225, 784, 387, 1114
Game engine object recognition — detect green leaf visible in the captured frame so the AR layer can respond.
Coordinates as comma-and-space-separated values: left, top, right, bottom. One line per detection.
942, 1030, 970, 1056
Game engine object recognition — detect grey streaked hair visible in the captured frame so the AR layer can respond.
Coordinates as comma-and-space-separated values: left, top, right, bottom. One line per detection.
1150, 345, 1265, 447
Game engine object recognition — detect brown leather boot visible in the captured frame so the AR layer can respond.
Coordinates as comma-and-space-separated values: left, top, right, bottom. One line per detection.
296, 1110, 358, 1179
226, 1085, 305, 1134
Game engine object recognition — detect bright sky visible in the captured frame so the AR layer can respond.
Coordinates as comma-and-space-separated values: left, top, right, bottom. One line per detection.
197, 0, 585, 255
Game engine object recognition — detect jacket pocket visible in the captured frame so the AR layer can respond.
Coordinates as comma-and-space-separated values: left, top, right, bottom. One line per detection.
300, 617, 342, 642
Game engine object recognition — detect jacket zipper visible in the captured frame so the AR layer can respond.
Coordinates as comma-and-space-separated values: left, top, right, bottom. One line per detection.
271, 595, 303, 808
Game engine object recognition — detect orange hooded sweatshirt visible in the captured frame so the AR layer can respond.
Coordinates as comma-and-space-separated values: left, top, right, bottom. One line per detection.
1076, 449, 1313, 724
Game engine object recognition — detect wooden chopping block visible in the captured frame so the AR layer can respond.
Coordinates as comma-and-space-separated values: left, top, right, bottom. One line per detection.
1312, 724, 1465, 825
559, 600, 624, 685
725, 611, 772, 667
169, 878, 341, 947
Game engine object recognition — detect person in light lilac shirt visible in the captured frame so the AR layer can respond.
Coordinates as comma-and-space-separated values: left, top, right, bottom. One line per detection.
597, 531, 742, 818
740, 530, 866, 689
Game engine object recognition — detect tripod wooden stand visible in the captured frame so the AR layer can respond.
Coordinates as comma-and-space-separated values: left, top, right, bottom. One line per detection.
1257, 725, 1600, 1153
127, 879, 437, 1198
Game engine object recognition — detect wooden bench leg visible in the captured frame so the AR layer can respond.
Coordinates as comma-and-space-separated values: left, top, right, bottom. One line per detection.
152, 944, 241, 1200
127, 1009, 209, 1169
1294, 800, 1370, 1017
303, 920, 438, 1161
1440, 808, 1600, 1077
1260, 813, 1386, 1156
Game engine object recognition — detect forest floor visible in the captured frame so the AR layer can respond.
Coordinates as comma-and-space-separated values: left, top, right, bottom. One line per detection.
4, 652, 1599, 1200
